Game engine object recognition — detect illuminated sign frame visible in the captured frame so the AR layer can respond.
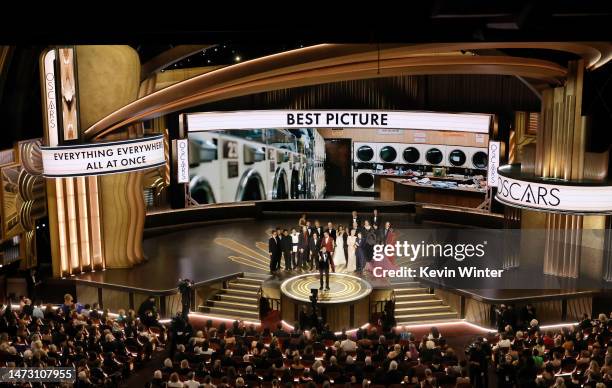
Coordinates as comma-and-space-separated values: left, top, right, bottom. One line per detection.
185, 110, 491, 133
41, 135, 165, 178
495, 166, 612, 214
175, 139, 190, 183
487, 141, 500, 187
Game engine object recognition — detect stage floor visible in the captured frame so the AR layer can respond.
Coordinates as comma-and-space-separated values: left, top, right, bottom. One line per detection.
74, 212, 417, 291
72, 210, 607, 301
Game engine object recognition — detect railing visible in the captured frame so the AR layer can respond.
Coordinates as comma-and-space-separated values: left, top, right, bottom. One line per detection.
268, 298, 281, 311
258, 286, 281, 314
370, 290, 395, 323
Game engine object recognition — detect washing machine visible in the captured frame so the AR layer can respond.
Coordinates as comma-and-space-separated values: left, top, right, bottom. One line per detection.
446, 147, 469, 168
378, 143, 401, 164
354, 142, 379, 163
423, 145, 447, 166
470, 147, 489, 170
188, 131, 269, 204
188, 132, 221, 205
289, 153, 303, 199
400, 144, 427, 165
270, 148, 291, 199
353, 167, 376, 193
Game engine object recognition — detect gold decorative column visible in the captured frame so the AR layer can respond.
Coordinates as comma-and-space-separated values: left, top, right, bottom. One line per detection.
76, 46, 144, 270
532, 60, 605, 279
41, 45, 145, 276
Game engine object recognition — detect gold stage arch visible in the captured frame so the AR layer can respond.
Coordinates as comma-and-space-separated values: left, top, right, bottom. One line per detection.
35, 42, 612, 280
84, 42, 612, 139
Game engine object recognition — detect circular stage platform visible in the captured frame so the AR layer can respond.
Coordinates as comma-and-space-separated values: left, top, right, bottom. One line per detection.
280, 273, 373, 304
279, 273, 378, 331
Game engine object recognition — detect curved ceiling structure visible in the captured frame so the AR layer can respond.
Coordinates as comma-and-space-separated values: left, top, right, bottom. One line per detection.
140, 44, 213, 80
85, 42, 612, 140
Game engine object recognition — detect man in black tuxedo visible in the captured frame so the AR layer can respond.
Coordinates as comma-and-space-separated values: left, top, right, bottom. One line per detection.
318, 247, 331, 291
349, 210, 360, 231
268, 230, 282, 273
382, 221, 393, 243
305, 221, 313, 236
280, 229, 293, 271
325, 222, 336, 241
298, 225, 310, 270
312, 220, 323, 238
308, 232, 321, 271
363, 220, 378, 262
25, 268, 41, 304
371, 208, 381, 227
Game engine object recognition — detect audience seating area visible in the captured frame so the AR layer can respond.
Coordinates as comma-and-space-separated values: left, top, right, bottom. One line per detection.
147, 313, 612, 388
0, 295, 166, 387
1, 295, 611, 388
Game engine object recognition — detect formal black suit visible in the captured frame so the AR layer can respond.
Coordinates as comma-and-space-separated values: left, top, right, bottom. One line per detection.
25, 271, 41, 303
349, 216, 361, 230
312, 226, 324, 238
308, 236, 321, 270
298, 230, 310, 269
371, 213, 382, 227
325, 228, 337, 241
363, 226, 378, 262
318, 251, 331, 289
268, 236, 282, 272
280, 234, 293, 270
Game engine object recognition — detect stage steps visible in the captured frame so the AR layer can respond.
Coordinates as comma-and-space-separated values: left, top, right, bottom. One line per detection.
392, 281, 459, 325
198, 272, 268, 322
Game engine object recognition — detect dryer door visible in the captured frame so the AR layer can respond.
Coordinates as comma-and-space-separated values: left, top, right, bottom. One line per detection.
379, 145, 397, 163
448, 149, 467, 167
472, 151, 488, 169
425, 148, 444, 165
403, 146, 420, 164
356, 145, 375, 162
356, 172, 375, 189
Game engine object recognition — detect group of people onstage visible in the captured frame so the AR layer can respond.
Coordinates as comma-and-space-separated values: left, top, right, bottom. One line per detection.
267, 209, 398, 289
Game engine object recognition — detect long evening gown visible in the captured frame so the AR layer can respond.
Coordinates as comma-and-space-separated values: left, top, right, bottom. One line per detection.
346, 235, 357, 272
333, 237, 347, 270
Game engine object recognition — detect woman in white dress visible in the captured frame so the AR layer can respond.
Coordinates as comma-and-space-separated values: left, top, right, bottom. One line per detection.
346, 228, 357, 272
333, 226, 347, 271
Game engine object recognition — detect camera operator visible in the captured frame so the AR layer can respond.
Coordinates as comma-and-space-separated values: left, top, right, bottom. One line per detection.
169, 312, 193, 358
467, 337, 491, 388
178, 278, 194, 321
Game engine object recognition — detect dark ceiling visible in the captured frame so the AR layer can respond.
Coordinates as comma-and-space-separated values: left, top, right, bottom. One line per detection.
1, 1, 611, 148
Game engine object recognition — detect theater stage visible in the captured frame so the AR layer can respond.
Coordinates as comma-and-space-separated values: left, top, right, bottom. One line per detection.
73, 212, 416, 291
68, 209, 608, 325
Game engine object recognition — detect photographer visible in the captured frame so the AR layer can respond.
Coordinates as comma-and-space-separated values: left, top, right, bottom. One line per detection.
178, 278, 194, 321
169, 312, 193, 358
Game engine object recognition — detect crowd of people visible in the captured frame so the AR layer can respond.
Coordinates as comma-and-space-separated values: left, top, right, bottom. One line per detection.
148, 309, 612, 388
267, 210, 398, 277
0, 293, 166, 387
1, 288, 611, 387
149, 316, 466, 388
488, 312, 612, 388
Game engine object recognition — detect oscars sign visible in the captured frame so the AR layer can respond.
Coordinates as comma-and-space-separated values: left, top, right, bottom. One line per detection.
495, 167, 612, 214
41, 135, 166, 178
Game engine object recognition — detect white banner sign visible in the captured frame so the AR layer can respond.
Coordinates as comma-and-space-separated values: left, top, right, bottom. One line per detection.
487, 141, 500, 187
175, 139, 189, 183
41, 135, 165, 177
42, 50, 59, 147
495, 172, 612, 213
186, 110, 491, 133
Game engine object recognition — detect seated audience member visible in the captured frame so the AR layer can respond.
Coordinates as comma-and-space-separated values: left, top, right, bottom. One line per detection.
385, 360, 403, 384
166, 372, 183, 388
